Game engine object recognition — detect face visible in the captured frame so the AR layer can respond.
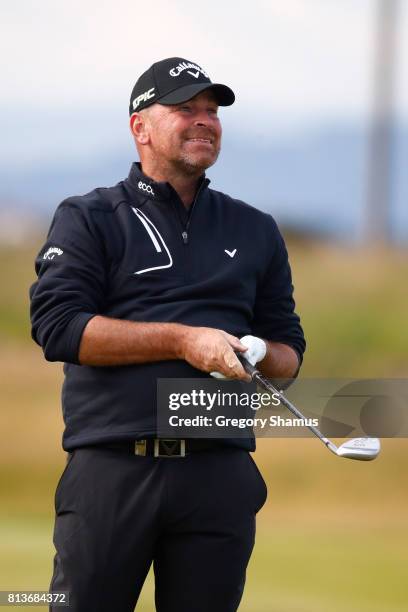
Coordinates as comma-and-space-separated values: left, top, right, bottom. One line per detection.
134, 90, 222, 175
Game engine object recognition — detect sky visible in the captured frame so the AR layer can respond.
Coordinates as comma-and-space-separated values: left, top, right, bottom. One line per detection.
1, 0, 407, 241
3, 0, 407, 121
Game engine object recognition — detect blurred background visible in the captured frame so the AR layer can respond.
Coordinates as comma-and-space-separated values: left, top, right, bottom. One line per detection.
1, 0, 407, 610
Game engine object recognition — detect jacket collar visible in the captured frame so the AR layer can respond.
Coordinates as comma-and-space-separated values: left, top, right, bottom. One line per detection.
125, 162, 210, 202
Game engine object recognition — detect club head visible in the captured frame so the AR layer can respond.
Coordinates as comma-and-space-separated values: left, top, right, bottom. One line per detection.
336, 437, 381, 461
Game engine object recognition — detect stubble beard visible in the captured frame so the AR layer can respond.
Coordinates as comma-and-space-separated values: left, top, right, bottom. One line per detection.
175, 142, 221, 176
149, 131, 221, 178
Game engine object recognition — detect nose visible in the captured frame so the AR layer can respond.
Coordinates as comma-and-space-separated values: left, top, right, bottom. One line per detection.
192, 107, 215, 127
194, 113, 209, 127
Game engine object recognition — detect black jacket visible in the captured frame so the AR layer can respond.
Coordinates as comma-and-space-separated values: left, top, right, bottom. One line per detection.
29, 162, 306, 451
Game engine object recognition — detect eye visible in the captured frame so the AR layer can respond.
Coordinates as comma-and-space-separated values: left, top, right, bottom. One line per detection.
208, 108, 218, 116
179, 105, 192, 113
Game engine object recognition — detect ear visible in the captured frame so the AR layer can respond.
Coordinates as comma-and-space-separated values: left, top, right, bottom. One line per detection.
130, 112, 150, 145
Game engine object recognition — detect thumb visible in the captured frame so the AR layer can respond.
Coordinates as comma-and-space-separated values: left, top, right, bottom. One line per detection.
223, 333, 248, 353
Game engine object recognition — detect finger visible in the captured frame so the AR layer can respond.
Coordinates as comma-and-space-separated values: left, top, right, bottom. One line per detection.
222, 333, 248, 352
211, 352, 238, 379
230, 363, 252, 382
223, 353, 251, 381
236, 363, 252, 382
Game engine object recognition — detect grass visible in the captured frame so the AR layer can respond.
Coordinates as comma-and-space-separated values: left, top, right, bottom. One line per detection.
1, 516, 407, 612
287, 241, 408, 376
1, 239, 408, 609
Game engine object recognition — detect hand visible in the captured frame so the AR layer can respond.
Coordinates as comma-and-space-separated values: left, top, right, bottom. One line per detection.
179, 327, 251, 381
211, 335, 266, 379
239, 335, 266, 366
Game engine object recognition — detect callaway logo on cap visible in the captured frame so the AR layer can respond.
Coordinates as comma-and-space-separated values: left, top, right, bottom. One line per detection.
129, 57, 235, 115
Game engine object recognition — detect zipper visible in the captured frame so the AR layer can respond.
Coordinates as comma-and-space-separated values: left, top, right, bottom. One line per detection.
174, 179, 208, 245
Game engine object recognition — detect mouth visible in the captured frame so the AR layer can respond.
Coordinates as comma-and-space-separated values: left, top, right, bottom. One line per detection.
186, 137, 213, 145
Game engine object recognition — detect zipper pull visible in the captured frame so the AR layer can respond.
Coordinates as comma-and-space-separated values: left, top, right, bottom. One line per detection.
182, 231, 189, 244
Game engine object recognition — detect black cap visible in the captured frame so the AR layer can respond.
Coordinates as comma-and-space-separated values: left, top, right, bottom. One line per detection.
129, 57, 235, 115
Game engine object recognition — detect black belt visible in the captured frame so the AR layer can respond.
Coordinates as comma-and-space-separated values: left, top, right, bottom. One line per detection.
91, 438, 221, 458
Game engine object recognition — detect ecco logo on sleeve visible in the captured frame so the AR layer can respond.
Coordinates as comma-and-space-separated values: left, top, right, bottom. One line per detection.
138, 181, 155, 196
132, 87, 155, 111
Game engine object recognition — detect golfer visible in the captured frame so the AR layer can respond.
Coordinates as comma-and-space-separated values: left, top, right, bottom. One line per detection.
30, 56, 305, 612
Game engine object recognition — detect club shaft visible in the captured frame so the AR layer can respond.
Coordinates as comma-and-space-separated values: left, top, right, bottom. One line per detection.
241, 360, 338, 455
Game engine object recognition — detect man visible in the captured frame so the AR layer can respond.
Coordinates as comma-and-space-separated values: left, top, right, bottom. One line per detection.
30, 57, 305, 611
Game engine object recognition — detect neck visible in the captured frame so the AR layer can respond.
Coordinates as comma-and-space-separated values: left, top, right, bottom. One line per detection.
140, 159, 203, 209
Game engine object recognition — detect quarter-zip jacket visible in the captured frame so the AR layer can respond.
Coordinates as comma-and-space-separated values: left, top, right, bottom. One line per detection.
30, 162, 306, 451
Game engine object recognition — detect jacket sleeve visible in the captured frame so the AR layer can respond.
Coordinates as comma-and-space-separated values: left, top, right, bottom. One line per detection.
251, 216, 306, 365
29, 201, 107, 364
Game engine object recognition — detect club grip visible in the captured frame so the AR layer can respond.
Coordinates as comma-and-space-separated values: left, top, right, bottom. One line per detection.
235, 352, 260, 379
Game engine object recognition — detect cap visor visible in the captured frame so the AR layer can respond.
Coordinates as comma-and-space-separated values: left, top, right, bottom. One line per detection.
158, 83, 235, 106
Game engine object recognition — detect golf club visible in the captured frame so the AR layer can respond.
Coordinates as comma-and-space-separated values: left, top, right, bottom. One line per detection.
237, 355, 381, 461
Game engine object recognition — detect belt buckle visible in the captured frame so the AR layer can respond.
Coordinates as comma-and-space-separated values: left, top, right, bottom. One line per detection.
154, 439, 186, 458
135, 440, 147, 456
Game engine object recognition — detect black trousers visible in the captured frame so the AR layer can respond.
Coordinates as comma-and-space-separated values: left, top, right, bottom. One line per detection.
49, 445, 267, 611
